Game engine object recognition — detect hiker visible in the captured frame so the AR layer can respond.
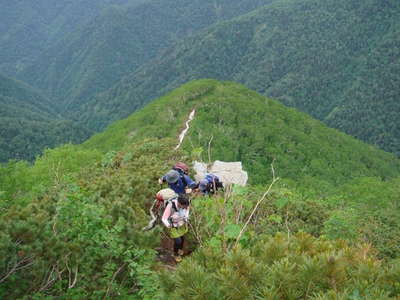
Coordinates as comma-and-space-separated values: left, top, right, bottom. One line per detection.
143, 188, 178, 231
155, 188, 177, 208
173, 162, 189, 175
198, 173, 223, 195
161, 193, 190, 262
158, 163, 197, 194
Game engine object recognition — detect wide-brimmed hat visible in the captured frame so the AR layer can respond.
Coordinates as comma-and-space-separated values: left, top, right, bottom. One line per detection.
165, 170, 180, 183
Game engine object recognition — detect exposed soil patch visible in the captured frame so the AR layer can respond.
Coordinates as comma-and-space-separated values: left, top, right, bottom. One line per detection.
156, 232, 193, 267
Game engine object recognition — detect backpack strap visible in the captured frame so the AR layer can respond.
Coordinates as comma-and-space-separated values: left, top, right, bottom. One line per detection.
166, 198, 179, 227
166, 197, 178, 212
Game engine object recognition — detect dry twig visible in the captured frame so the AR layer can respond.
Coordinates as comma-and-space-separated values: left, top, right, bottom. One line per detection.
104, 263, 127, 299
208, 135, 214, 164
0, 255, 35, 283
234, 163, 279, 248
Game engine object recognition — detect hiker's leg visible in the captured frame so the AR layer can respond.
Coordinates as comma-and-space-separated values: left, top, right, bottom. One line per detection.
173, 236, 184, 255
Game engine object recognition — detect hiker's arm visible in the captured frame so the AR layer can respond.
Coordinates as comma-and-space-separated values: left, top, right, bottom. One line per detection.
161, 203, 172, 228
184, 175, 198, 189
158, 176, 166, 185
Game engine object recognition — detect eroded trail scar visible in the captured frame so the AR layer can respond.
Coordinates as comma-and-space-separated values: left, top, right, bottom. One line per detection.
175, 109, 196, 150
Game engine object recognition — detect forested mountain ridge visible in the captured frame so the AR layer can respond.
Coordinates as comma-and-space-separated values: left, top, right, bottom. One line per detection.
1, 0, 276, 163
18, 0, 274, 110
77, 0, 400, 156
2, 0, 399, 163
0, 73, 55, 117
1, 80, 399, 298
0, 74, 91, 162
0, 0, 133, 76
83, 79, 400, 185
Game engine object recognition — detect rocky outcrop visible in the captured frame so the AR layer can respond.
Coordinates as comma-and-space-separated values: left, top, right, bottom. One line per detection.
193, 160, 248, 186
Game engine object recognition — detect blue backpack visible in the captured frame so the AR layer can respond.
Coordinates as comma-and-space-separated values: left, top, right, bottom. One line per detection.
205, 174, 219, 184
204, 174, 223, 193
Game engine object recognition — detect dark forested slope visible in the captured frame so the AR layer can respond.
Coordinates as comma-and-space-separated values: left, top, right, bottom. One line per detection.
0, 74, 91, 162
79, 0, 400, 155
0, 0, 132, 76
18, 0, 273, 110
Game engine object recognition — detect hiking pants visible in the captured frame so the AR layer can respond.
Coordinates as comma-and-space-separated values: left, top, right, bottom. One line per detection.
173, 236, 184, 254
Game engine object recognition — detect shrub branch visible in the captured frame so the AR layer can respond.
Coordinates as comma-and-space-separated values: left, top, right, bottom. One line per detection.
234, 163, 279, 248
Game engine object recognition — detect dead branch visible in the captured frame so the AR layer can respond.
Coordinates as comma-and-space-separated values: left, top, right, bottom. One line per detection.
38, 265, 58, 292
52, 161, 62, 186
188, 206, 204, 246
69, 266, 78, 289
188, 221, 203, 247
208, 135, 214, 164
221, 193, 228, 253
234, 163, 279, 248
104, 263, 127, 299
285, 208, 291, 241
65, 256, 78, 289
0, 256, 35, 283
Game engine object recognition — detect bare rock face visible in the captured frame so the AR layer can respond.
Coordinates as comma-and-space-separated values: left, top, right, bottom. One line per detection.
193, 160, 248, 186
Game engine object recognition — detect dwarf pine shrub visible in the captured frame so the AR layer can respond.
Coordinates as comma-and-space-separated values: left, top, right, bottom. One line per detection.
160, 233, 400, 299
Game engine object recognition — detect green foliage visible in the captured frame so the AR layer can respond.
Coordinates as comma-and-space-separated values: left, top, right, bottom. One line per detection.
324, 177, 400, 258
188, 184, 328, 254
1, 133, 399, 298
0, 73, 92, 162
0, 145, 102, 209
161, 233, 400, 299
0, 138, 191, 298
323, 209, 359, 241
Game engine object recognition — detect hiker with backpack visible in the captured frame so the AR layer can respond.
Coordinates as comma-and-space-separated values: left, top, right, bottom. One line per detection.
158, 162, 198, 194
142, 188, 177, 231
161, 193, 190, 262
198, 173, 224, 195
173, 162, 190, 176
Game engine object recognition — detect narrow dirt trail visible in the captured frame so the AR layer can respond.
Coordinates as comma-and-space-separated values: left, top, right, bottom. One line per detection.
155, 232, 193, 268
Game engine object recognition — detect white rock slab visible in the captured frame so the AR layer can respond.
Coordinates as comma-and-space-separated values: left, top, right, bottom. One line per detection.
193, 160, 248, 186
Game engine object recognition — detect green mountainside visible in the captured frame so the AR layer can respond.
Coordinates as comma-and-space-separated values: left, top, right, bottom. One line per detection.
78, 0, 400, 156
1, 0, 275, 163
0, 74, 91, 162
83, 80, 400, 185
18, 0, 273, 110
3, 0, 399, 163
0, 0, 132, 76
0, 73, 55, 116
1, 80, 399, 298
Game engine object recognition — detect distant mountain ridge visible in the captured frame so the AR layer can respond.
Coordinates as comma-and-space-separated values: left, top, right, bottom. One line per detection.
1, 0, 399, 163
0, 0, 133, 76
0, 74, 91, 162
77, 0, 400, 156
18, 0, 273, 110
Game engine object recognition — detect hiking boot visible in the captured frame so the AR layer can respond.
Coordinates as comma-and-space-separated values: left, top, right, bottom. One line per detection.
174, 255, 182, 263
177, 249, 184, 256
